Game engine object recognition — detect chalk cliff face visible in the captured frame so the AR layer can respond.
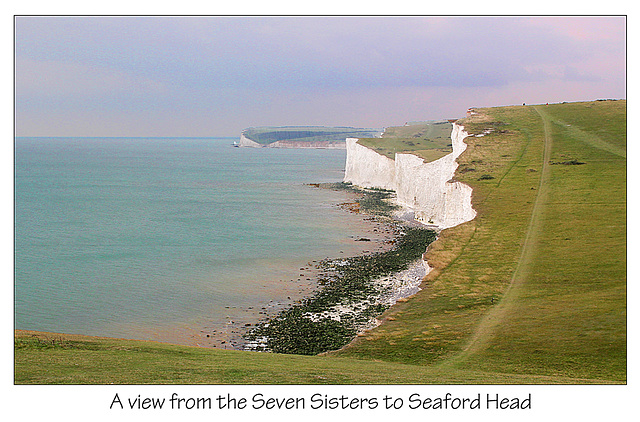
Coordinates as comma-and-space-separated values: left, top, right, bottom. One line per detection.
239, 133, 263, 147
343, 138, 396, 190
344, 123, 476, 230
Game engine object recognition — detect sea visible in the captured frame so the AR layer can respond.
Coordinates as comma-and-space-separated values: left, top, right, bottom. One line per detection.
14, 137, 386, 347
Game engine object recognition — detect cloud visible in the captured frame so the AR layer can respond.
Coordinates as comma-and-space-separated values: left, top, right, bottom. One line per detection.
16, 16, 625, 92
15, 17, 517, 92
14, 16, 626, 136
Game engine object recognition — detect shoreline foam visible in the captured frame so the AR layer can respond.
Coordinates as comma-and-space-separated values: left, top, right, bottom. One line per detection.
240, 192, 437, 354
195, 192, 402, 350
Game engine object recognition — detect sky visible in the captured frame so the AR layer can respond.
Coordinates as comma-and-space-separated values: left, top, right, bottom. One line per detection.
14, 15, 627, 137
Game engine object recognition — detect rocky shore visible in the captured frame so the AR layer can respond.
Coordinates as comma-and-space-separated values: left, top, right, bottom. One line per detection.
241, 183, 437, 355
191, 186, 402, 350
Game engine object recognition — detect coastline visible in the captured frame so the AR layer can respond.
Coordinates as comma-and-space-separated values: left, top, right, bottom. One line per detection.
15, 124, 472, 355
237, 121, 477, 355
192, 187, 404, 350
241, 184, 438, 355
14, 196, 438, 364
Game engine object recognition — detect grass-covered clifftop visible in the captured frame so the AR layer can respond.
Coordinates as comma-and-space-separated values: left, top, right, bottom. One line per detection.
15, 100, 626, 384
242, 126, 382, 145
335, 100, 626, 382
356, 120, 453, 162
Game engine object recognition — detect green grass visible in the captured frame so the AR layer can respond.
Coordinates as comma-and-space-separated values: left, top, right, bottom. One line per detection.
357, 121, 453, 161
15, 100, 626, 384
454, 102, 626, 380
14, 330, 610, 384
334, 100, 626, 382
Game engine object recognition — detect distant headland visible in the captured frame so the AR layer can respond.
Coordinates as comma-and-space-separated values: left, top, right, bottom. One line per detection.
237, 126, 382, 149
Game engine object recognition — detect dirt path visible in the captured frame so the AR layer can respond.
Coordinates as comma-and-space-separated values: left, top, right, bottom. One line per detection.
446, 106, 554, 364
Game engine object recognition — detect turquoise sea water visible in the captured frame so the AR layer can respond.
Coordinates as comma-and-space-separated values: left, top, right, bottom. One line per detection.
15, 137, 377, 346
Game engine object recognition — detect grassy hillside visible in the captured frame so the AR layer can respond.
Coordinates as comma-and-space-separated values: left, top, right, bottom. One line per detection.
356, 120, 453, 162
334, 100, 626, 382
14, 330, 609, 384
15, 101, 626, 384
242, 126, 381, 145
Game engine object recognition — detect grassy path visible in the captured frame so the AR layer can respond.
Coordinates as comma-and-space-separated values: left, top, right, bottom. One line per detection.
442, 101, 626, 382
449, 105, 553, 363
334, 101, 625, 382
541, 111, 626, 158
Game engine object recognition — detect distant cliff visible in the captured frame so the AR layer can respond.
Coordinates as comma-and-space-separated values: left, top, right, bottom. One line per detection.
239, 126, 382, 148
344, 123, 476, 230
238, 133, 263, 147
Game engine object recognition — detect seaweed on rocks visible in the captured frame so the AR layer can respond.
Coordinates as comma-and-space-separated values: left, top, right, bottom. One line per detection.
312, 182, 400, 217
243, 185, 437, 355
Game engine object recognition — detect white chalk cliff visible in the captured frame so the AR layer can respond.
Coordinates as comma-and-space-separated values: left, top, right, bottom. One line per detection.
344, 123, 476, 230
238, 133, 263, 147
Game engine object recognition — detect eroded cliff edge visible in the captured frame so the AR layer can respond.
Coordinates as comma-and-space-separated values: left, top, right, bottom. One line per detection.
343, 123, 476, 230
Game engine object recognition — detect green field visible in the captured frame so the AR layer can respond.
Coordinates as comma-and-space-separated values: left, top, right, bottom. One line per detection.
15, 100, 626, 384
242, 126, 382, 145
356, 120, 453, 162
334, 100, 626, 383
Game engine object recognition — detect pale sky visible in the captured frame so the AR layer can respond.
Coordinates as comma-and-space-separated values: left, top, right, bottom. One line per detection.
14, 16, 626, 137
